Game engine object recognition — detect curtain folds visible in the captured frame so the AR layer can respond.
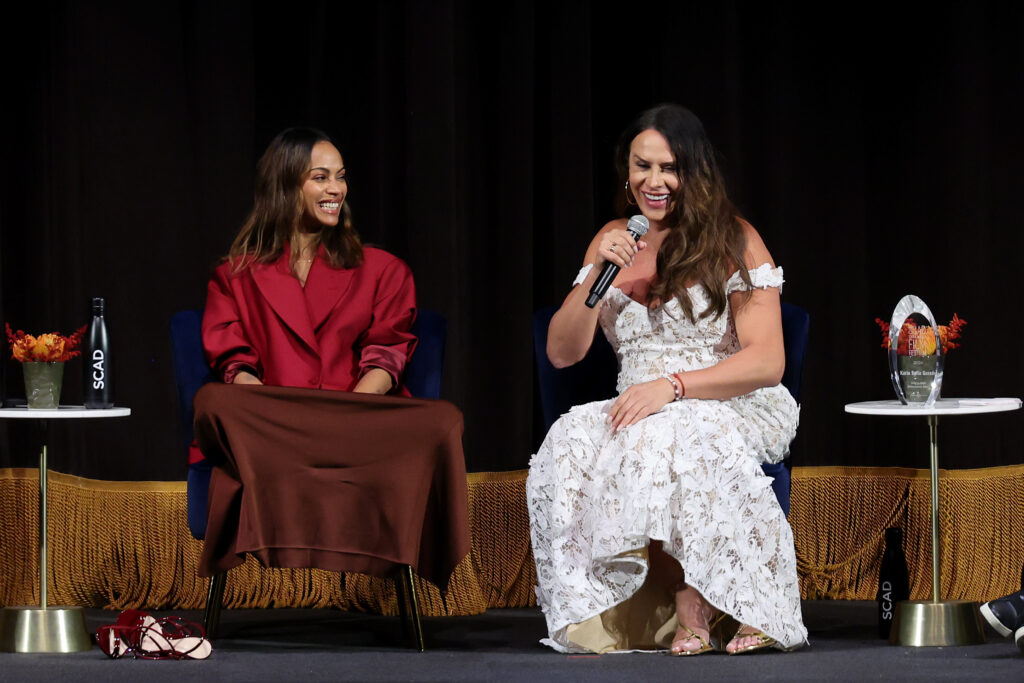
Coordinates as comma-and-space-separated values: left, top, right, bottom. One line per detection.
1, 2, 1022, 480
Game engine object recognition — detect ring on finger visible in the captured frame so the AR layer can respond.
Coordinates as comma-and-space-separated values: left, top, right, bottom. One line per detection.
609, 243, 616, 252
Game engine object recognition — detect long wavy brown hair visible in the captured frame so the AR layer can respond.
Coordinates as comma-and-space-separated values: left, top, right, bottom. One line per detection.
616, 105, 749, 321
228, 127, 362, 272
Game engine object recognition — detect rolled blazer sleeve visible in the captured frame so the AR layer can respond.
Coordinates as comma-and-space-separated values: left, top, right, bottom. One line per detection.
202, 264, 263, 384
356, 258, 418, 386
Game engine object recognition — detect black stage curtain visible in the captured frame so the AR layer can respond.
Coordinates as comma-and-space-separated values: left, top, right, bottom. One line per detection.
2, 2, 1022, 480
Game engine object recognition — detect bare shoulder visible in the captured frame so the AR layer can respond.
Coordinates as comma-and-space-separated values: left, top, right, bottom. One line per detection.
590, 218, 629, 244
738, 218, 776, 269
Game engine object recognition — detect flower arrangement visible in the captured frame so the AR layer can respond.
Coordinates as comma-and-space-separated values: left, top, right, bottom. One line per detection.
875, 314, 966, 356
5, 323, 86, 363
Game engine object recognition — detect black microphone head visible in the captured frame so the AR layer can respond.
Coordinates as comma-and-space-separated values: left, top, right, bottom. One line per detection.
626, 215, 649, 238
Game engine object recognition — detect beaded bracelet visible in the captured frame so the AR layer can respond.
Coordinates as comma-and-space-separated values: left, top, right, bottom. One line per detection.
663, 374, 682, 401
673, 372, 686, 398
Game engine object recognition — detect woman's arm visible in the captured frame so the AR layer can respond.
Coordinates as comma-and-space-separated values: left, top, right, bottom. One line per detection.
352, 367, 393, 394
682, 223, 785, 397
354, 255, 417, 393
607, 222, 785, 430
233, 370, 263, 385
676, 286, 785, 398
547, 219, 645, 368
202, 265, 264, 384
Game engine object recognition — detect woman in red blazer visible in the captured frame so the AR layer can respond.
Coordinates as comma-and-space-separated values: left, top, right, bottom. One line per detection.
192, 128, 468, 590
203, 128, 416, 393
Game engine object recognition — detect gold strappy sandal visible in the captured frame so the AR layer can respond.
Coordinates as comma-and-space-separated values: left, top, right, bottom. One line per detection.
727, 626, 776, 655
671, 613, 725, 656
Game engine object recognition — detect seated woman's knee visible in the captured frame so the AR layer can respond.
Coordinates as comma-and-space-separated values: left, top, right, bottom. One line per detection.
192, 382, 240, 421
428, 399, 463, 438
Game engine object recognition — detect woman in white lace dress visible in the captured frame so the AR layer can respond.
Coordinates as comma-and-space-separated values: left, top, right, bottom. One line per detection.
527, 104, 808, 655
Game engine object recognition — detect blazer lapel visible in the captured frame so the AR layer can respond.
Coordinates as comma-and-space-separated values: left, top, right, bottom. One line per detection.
251, 253, 321, 354
304, 247, 356, 333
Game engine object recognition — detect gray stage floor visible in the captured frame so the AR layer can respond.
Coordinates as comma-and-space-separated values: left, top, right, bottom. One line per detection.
0, 601, 1018, 681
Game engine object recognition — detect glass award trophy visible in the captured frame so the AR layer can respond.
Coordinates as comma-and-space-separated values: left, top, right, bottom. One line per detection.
888, 295, 943, 406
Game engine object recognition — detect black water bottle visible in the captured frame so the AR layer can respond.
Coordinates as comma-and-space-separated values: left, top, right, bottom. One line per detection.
84, 297, 113, 408
877, 527, 910, 638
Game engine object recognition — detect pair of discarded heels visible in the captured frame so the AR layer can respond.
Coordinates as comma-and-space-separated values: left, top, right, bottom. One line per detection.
97, 609, 212, 660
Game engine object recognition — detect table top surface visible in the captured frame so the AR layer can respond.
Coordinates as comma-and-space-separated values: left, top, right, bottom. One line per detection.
845, 398, 1021, 416
0, 406, 131, 419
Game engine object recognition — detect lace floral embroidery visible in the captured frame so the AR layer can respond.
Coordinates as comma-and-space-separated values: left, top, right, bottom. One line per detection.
528, 263, 807, 653
727, 263, 785, 294
572, 264, 595, 287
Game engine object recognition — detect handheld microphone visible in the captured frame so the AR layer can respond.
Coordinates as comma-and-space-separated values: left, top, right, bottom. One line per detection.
585, 215, 650, 308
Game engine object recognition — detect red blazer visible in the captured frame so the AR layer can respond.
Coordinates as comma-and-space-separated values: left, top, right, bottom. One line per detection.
202, 245, 418, 393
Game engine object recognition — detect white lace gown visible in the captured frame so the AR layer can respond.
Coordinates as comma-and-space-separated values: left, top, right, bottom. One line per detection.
527, 264, 808, 653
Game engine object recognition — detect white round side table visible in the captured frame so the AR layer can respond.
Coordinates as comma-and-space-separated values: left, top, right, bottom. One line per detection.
0, 406, 131, 653
845, 398, 1021, 647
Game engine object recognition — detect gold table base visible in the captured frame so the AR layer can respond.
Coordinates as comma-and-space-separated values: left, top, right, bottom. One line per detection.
886, 416, 988, 647
889, 600, 986, 647
0, 408, 130, 654
0, 606, 92, 653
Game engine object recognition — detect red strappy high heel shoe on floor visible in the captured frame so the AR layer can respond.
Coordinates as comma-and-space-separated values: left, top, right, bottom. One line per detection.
97, 610, 212, 660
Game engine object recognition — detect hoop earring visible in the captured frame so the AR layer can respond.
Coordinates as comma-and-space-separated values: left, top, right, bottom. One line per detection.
624, 180, 637, 206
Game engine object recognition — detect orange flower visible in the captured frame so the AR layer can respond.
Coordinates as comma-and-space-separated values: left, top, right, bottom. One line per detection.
11, 337, 33, 362
31, 334, 64, 360
875, 315, 966, 355
6, 323, 86, 362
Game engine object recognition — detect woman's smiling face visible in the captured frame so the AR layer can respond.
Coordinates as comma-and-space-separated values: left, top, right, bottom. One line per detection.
299, 141, 347, 231
628, 129, 681, 224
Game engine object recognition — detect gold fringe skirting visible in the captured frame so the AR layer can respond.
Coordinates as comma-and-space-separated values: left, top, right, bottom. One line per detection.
1, 465, 1022, 613
0, 468, 536, 615
790, 464, 1024, 601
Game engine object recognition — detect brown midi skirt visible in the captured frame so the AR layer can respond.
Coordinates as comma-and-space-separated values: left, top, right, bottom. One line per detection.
192, 383, 470, 590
